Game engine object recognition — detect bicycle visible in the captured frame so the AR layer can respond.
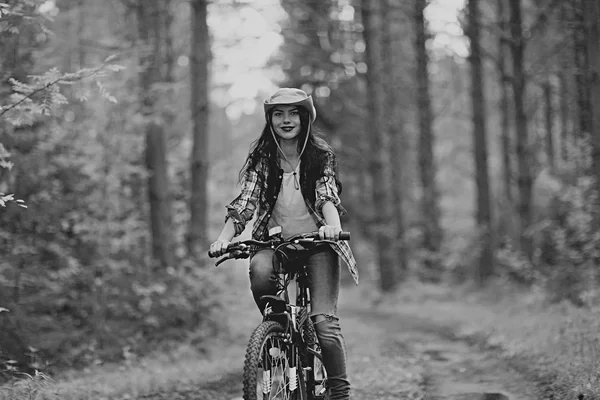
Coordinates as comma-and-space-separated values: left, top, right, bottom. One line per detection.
209, 226, 350, 400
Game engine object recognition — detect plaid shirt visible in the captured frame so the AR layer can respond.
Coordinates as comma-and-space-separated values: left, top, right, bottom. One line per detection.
225, 153, 359, 285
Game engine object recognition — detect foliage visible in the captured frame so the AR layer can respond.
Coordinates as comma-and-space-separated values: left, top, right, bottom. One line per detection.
0, 371, 57, 400
2, 61, 123, 123
493, 138, 600, 306
0, 0, 227, 380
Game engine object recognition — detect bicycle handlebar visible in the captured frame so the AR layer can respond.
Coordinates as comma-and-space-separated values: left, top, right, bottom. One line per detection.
209, 231, 350, 266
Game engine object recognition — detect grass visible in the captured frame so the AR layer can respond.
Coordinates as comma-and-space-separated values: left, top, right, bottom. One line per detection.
0, 335, 251, 400
370, 279, 600, 400
0, 265, 260, 400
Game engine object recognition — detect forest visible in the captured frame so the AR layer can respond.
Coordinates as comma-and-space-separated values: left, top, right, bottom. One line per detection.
1, 0, 600, 398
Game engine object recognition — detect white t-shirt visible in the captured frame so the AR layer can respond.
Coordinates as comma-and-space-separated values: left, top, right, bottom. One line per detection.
267, 162, 318, 239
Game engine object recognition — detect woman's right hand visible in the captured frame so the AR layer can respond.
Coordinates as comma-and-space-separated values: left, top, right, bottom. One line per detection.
208, 239, 230, 258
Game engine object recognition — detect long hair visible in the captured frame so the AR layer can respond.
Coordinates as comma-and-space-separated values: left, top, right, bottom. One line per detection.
239, 106, 342, 209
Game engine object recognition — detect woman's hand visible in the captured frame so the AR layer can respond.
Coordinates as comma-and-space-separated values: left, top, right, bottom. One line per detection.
319, 225, 342, 241
209, 239, 230, 257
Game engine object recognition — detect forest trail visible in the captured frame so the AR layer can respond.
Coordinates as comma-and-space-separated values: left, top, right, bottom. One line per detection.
136, 286, 543, 400
343, 304, 541, 400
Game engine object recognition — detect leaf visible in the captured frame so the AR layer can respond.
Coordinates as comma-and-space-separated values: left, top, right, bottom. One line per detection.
106, 64, 126, 72
0, 143, 11, 158
104, 54, 117, 63
0, 159, 14, 170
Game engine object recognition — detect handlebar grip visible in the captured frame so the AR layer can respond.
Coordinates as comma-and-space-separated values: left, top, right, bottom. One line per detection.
339, 231, 350, 241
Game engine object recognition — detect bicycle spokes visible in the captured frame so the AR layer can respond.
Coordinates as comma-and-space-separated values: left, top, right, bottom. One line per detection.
257, 335, 298, 400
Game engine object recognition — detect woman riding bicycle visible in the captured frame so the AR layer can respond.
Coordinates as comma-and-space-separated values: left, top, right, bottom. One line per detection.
209, 87, 358, 400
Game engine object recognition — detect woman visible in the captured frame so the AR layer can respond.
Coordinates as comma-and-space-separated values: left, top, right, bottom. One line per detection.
209, 87, 358, 400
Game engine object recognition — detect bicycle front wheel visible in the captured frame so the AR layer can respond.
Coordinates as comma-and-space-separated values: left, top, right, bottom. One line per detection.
243, 321, 306, 400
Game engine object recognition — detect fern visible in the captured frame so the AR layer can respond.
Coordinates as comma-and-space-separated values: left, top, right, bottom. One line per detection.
0, 56, 124, 207
1, 58, 124, 122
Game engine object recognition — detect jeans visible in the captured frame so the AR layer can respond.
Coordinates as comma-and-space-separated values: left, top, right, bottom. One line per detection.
249, 245, 351, 400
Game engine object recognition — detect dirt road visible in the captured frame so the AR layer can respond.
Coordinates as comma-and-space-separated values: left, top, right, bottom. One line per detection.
138, 288, 543, 400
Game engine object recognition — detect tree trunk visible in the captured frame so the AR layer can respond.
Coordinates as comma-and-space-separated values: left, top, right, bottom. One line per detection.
468, 0, 494, 284
77, 0, 86, 68
383, 0, 408, 282
544, 80, 555, 170
414, 0, 442, 279
162, 1, 175, 83
509, 0, 533, 257
361, 0, 398, 292
498, 0, 513, 203
558, 72, 569, 161
584, 0, 600, 196
188, 0, 210, 259
137, 2, 174, 269
573, 0, 591, 137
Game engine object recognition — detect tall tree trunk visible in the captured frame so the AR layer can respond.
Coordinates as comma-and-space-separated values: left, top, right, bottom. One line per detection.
77, 0, 86, 68
584, 0, 600, 196
573, 0, 592, 137
468, 0, 494, 284
558, 71, 569, 161
498, 0, 513, 203
361, 0, 398, 291
544, 80, 555, 170
509, 0, 533, 257
162, 1, 175, 83
557, 2, 574, 162
188, 0, 210, 259
414, 0, 442, 279
138, 2, 174, 269
383, 0, 408, 282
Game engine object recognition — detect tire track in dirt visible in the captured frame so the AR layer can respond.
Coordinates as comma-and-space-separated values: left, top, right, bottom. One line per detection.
341, 303, 543, 400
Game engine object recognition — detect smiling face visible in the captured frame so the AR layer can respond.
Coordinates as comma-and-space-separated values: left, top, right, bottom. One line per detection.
271, 105, 302, 141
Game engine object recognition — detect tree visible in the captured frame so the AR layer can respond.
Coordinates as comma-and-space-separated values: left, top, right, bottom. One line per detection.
572, 0, 592, 137
361, 0, 399, 291
414, 0, 442, 279
383, 0, 409, 281
467, 0, 494, 283
583, 0, 600, 198
137, 1, 174, 268
497, 0, 513, 202
509, 0, 533, 257
188, 0, 210, 259
543, 80, 555, 170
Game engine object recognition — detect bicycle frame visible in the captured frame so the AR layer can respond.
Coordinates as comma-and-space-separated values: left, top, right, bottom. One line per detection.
264, 245, 319, 348
267, 248, 327, 400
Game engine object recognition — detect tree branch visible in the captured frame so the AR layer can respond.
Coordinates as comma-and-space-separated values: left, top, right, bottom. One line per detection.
0, 62, 112, 118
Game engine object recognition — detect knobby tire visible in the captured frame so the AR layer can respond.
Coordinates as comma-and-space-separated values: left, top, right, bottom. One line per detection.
243, 320, 307, 400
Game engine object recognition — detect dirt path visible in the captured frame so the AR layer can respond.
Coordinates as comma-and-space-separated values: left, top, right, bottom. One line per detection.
135, 291, 543, 400
343, 305, 542, 400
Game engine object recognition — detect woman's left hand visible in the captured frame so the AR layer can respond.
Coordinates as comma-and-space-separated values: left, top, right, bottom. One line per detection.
319, 224, 341, 241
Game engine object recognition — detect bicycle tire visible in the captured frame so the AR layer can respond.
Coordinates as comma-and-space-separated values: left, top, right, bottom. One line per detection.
243, 320, 307, 400
301, 318, 329, 400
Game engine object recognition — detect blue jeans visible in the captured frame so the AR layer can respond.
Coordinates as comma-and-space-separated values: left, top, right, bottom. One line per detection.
249, 245, 351, 400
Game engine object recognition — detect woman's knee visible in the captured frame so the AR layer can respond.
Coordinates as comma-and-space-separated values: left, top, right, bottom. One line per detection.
311, 313, 343, 344
249, 250, 277, 294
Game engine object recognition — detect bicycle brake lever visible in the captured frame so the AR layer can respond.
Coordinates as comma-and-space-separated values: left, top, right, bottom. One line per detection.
214, 250, 250, 267
215, 256, 231, 267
